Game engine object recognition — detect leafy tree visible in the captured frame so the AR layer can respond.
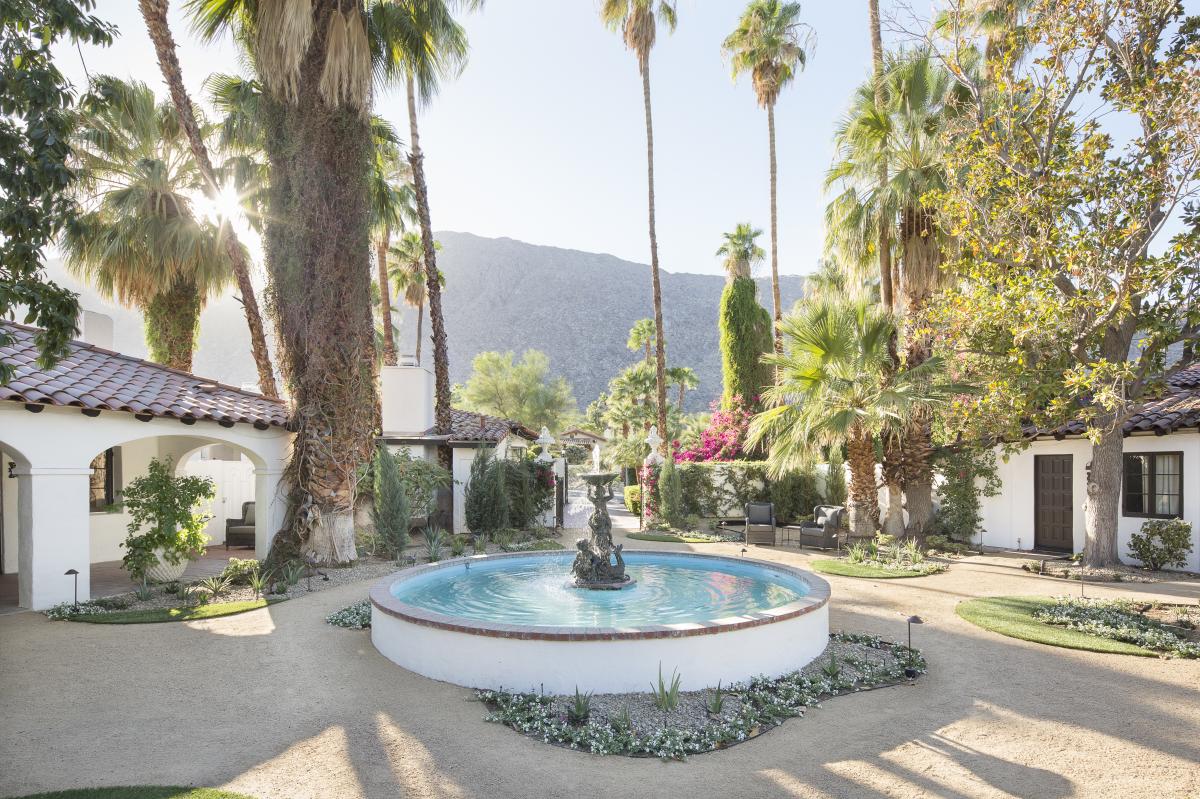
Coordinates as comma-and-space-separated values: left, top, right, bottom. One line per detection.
371, 445, 411, 560
601, 0, 678, 453
0, 0, 112, 383
723, 0, 813, 355
459, 350, 577, 433
749, 299, 958, 539
931, 0, 1200, 566
719, 277, 773, 410
138, 0, 278, 396
64, 77, 233, 372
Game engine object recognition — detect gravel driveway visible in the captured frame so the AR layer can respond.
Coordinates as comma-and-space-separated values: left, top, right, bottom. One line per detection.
1, 537, 1198, 799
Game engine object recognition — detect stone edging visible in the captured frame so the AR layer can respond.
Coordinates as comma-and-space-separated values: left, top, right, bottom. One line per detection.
369, 550, 830, 642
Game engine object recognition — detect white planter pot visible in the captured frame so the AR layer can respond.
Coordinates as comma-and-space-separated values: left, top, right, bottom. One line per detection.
144, 548, 189, 583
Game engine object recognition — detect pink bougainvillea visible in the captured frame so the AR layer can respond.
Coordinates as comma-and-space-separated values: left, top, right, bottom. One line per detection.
638, 464, 660, 521
675, 395, 756, 463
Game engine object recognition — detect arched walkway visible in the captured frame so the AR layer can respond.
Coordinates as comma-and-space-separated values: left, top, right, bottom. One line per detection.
0, 402, 289, 609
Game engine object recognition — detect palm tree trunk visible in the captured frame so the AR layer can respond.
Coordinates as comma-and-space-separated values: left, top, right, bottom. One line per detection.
868, 0, 893, 311
881, 428, 906, 537
144, 278, 201, 373
767, 102, 783, 360
376, 229, 397, 367
414, 301, 424, 366
138, 0, 278, 398
640, 60, 669, 451
259, 0, 377, 564
845, 424, 879, 540
898, 204, 942, 535
406, 73, 451, 445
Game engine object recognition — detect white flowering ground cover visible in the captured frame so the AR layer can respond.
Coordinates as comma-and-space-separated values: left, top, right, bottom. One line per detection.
476, 632, 924, 760
326, 600, 372, 629
1033, 597, 1200, 658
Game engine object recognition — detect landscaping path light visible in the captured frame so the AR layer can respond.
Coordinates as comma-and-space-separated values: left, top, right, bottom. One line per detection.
64, 568, 79, 611
905, 615, 924, 678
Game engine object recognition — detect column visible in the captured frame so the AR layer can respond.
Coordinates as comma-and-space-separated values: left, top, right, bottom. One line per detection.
16, 466, 92, 609
253, 466, 287, 560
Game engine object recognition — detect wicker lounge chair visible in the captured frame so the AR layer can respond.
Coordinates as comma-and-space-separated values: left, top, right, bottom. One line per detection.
796, 505, 844, 550
743, 501, 777, 546
225, 501, 255, 550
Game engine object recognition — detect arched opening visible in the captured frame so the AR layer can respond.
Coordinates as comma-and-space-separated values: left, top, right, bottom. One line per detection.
81, 434, 285, 602
0, 439, 33, 613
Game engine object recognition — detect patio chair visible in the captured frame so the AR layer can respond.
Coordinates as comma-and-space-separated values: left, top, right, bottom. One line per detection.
796, 505, 845, 550
743, 501, 777, 546
225, 501, 256, 550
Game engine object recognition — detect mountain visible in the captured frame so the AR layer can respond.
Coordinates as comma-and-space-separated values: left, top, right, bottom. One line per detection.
41, 232, 805, 411
433, 233, 805, 411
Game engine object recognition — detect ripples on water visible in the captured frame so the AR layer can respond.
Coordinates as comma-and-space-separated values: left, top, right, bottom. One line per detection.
391, 553, 809, 628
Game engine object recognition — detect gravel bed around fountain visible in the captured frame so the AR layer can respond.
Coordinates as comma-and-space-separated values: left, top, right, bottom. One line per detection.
477, 631, 923, 760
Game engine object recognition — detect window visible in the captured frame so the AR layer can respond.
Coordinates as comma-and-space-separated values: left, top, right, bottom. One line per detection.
1122, 452, 1183, 518
89, 448, 120, 512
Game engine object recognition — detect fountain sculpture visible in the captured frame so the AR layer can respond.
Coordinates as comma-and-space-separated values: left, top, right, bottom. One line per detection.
571, 444, 631, 589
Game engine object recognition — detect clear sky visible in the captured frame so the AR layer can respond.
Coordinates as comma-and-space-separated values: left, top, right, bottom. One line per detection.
58, 1, 895, 278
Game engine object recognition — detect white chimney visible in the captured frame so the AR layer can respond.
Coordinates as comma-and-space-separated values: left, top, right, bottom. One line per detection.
381, 358, 435, 436
78, 310, 114, 350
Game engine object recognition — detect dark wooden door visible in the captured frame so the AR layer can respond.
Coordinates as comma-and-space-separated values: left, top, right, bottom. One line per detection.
1035, 455, 1073, 552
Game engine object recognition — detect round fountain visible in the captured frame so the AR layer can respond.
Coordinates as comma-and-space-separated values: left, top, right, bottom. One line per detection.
370, 442, 830, 694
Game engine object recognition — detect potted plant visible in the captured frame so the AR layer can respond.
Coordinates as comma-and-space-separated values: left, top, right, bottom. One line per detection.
120, 458, 215, 583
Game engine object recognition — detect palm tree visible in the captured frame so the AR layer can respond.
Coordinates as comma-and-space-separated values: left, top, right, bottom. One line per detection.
867, 0, 893, 310
627, 318, 656, 363
825, 51, 967, 532
388, 232, 443, 365
191, 0, 379, 564
716, 222, 765, 281
600, 0, 677, 452
370, 0, 476, 444
667, 365, 698, 410
64, 77, 232, 373
723, 0, 813, 357
138, 0, 278, 397
748, 299, 954, 539
369, 120, 415, 367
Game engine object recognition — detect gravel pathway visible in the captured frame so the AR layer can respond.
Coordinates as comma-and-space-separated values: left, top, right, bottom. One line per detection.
2, 540, 1199, 799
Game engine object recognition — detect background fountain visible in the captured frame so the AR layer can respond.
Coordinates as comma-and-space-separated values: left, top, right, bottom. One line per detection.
571, 443, 630, 588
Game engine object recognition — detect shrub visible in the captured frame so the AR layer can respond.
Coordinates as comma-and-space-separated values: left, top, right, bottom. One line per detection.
506, 459, 555, 530
120, 458, 214, 581
825, 447, 847, 508
371, 445, 411, 560
931, 446, 1000, 544
220, 557, 260, 585
465, 447, 508, 534
658, 457, 683, 528
770, 466, 823, 525
1127, 518, 1193, 571
624, 485, 641, 515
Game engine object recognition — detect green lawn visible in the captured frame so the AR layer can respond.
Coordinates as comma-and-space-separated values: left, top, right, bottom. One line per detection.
955, 596, 1156, 657
627, 532, 721, 544
810, 559, 934, 579
2, 788, 256, 799
69, 599, 277, 625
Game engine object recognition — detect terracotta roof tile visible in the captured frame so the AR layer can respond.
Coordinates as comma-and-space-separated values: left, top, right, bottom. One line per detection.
440, 408, 538, 443
0, 322, 288, 429
1028, 363, 1200, 439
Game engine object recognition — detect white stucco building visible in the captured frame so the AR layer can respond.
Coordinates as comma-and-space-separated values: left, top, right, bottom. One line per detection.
0, 322, 291, 610
974, 363, 1200, 571
377, 362, 540, 533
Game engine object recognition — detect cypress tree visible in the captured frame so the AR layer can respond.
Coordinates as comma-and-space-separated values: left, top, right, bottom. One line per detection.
719, 276, 773, 409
